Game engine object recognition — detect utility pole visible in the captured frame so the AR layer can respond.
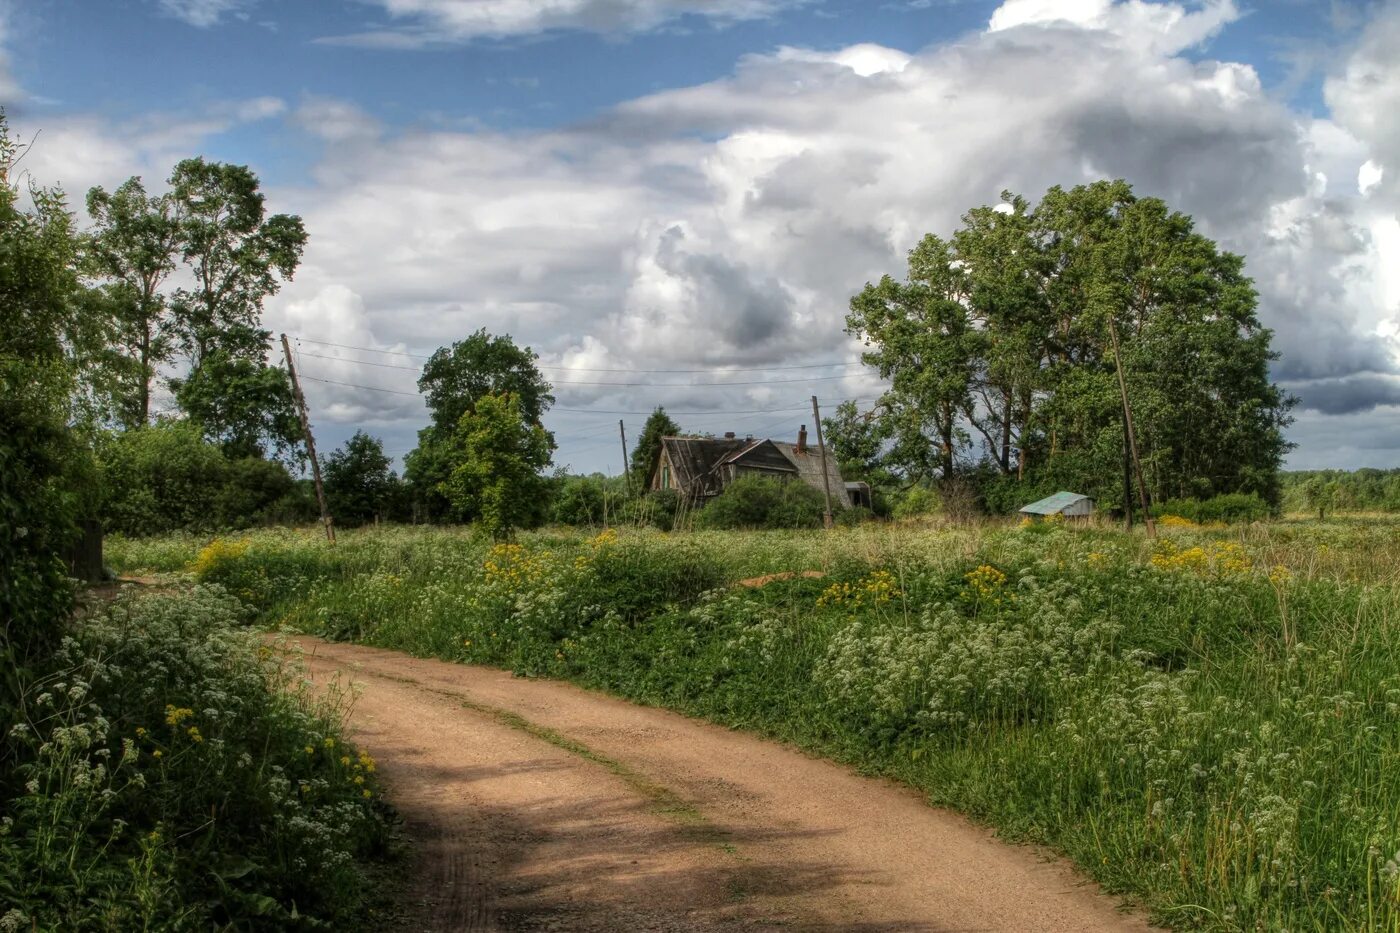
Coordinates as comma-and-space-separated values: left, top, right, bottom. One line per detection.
619, 420, 634, 497
281, 333, 335, 543
1107, 317, 1154, 537
811, 396, 835, 530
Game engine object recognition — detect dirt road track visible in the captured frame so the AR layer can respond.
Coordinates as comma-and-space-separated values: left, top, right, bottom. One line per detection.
293, 637, 1154, 932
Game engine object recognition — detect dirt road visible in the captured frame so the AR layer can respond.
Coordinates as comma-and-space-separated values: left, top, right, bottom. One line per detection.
293, 637, 1153, 932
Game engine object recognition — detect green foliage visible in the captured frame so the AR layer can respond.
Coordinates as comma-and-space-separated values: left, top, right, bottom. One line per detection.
0, 114, 84, 774
153, 519, 1400, 930
167, 158, 306, 364
83, 177, 182, 428
418, 329, 554, 431
171, 352, 300, 460
891, 485, 941, 520
847, 181, 1293, 507
1280, 468, 1400, 515
0, 586, 390, 929
1153, 493, 1272, 524
323, 431, 397, 528
551, 475, 608, 526
442, 393, 555, 538
823, 400, 887, 481
630, 407, 682, 485
96, 423, 306, 536
695, 475, 826, 530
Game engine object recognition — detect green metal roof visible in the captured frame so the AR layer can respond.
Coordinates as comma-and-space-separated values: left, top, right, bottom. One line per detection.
1019, 491, 1093, 515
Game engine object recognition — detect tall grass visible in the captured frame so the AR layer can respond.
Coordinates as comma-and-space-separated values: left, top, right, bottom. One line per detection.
110, 518, 1400, 930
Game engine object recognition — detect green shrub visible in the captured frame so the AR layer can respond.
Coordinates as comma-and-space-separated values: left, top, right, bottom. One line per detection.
891, 485, 940, 520
551, 476, 608, 526
97, 422, 226, 537
0, 586, 390, 928
695, 475, 825, 529
1154, 492, 1271, 524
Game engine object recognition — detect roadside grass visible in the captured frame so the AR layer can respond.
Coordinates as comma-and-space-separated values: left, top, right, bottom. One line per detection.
1, 585, 395, 930
107, 517, 1400, 930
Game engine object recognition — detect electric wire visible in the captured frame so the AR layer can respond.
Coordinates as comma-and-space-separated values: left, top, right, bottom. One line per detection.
293, 336, 863, 375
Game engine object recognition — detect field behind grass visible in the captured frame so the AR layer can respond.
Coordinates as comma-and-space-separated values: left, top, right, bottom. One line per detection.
109, 517, 1400, 931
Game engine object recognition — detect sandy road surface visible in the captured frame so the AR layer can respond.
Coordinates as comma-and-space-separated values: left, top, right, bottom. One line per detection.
292, 636, 1153, 932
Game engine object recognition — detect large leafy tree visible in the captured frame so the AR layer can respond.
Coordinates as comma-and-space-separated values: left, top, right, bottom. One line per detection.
848, 180, 1293, 508
441, 393, 554, 538
164, 159, 306, 457
83, 177, 182, 426
419, 329, 554, 430
323, 431, 397, 527
847, 233, 979, 482
408, 330, 554, 521
170, 352, 300, 460
630, 406, 682, 485
168, 158, 306, 364
822, 400, 888, 480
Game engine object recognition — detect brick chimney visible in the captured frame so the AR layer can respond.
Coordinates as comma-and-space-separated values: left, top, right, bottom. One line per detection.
797, 425, 808, 453
724, 431, 736, 439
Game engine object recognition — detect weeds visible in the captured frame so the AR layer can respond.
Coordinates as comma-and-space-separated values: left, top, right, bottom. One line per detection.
109, 517, 1400, 930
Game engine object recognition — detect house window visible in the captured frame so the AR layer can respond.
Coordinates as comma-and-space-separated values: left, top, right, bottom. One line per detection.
661, 466, 671, 489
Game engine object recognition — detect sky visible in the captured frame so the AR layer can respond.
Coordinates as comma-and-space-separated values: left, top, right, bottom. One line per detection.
4, 0, 1399, 474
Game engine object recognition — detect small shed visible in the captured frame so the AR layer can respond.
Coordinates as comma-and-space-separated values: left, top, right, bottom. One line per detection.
1019, 491, 1094, 518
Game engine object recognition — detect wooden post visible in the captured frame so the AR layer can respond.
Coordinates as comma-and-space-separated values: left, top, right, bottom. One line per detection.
811, 396, 835, 530
281, 333, 335, 543
1107, 317, 1154, 537
619, 419, 634, 497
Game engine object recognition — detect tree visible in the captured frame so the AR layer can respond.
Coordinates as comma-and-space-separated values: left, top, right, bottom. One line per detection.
822, 400, 887, 480
409, 330, 554, 521
848, 180, 1294, 510
847, 234, 978, 482
161, 159, 307, 460
630, 407, 682, 485
84, 177, 182, 426
1301, 475, 1337, 521
171, 352, 300, 460
419, 329, 554, 431
441, 393, 554, 538
322, 431, 396, 527
168, 158, 306, 364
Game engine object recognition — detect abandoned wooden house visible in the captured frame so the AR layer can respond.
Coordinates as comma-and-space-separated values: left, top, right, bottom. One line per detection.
647, 426, 852, 508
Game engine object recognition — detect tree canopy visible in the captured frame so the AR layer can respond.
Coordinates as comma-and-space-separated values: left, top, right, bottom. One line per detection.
845, 180, 1293, 510
630, 407, 682, 484
323, 431, 398, 527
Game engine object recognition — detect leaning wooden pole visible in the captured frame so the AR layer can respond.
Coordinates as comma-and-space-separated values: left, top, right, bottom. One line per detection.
281, 333, 335, 543
619, 419, 634, 497
1107, 317, 1154, 537
811, 396, 835, 530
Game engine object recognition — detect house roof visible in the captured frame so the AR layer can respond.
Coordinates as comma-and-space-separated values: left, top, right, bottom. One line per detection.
653, 436, 749, 492
1019, 491, 1093, 515
652, 434, 850, 507
770, 441, 850, 508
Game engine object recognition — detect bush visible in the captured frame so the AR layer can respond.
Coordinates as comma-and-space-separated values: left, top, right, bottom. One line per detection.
1154, 492, 1271, 525
97, 424, 308, 536
552, 476, 608, 526
0, 586, 391, 928
695, 475, 826, 530
891, 485, 940, 520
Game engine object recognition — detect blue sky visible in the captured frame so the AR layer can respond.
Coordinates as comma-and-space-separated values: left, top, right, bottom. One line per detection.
4, 0, 1400, 473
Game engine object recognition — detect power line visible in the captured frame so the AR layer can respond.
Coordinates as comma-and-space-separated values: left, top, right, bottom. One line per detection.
299, 374, 422, 397
298, 370, 881, 417
293, 336, 864, 375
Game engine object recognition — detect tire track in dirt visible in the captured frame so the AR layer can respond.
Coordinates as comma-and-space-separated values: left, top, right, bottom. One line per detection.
293, 637, 1156, 932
